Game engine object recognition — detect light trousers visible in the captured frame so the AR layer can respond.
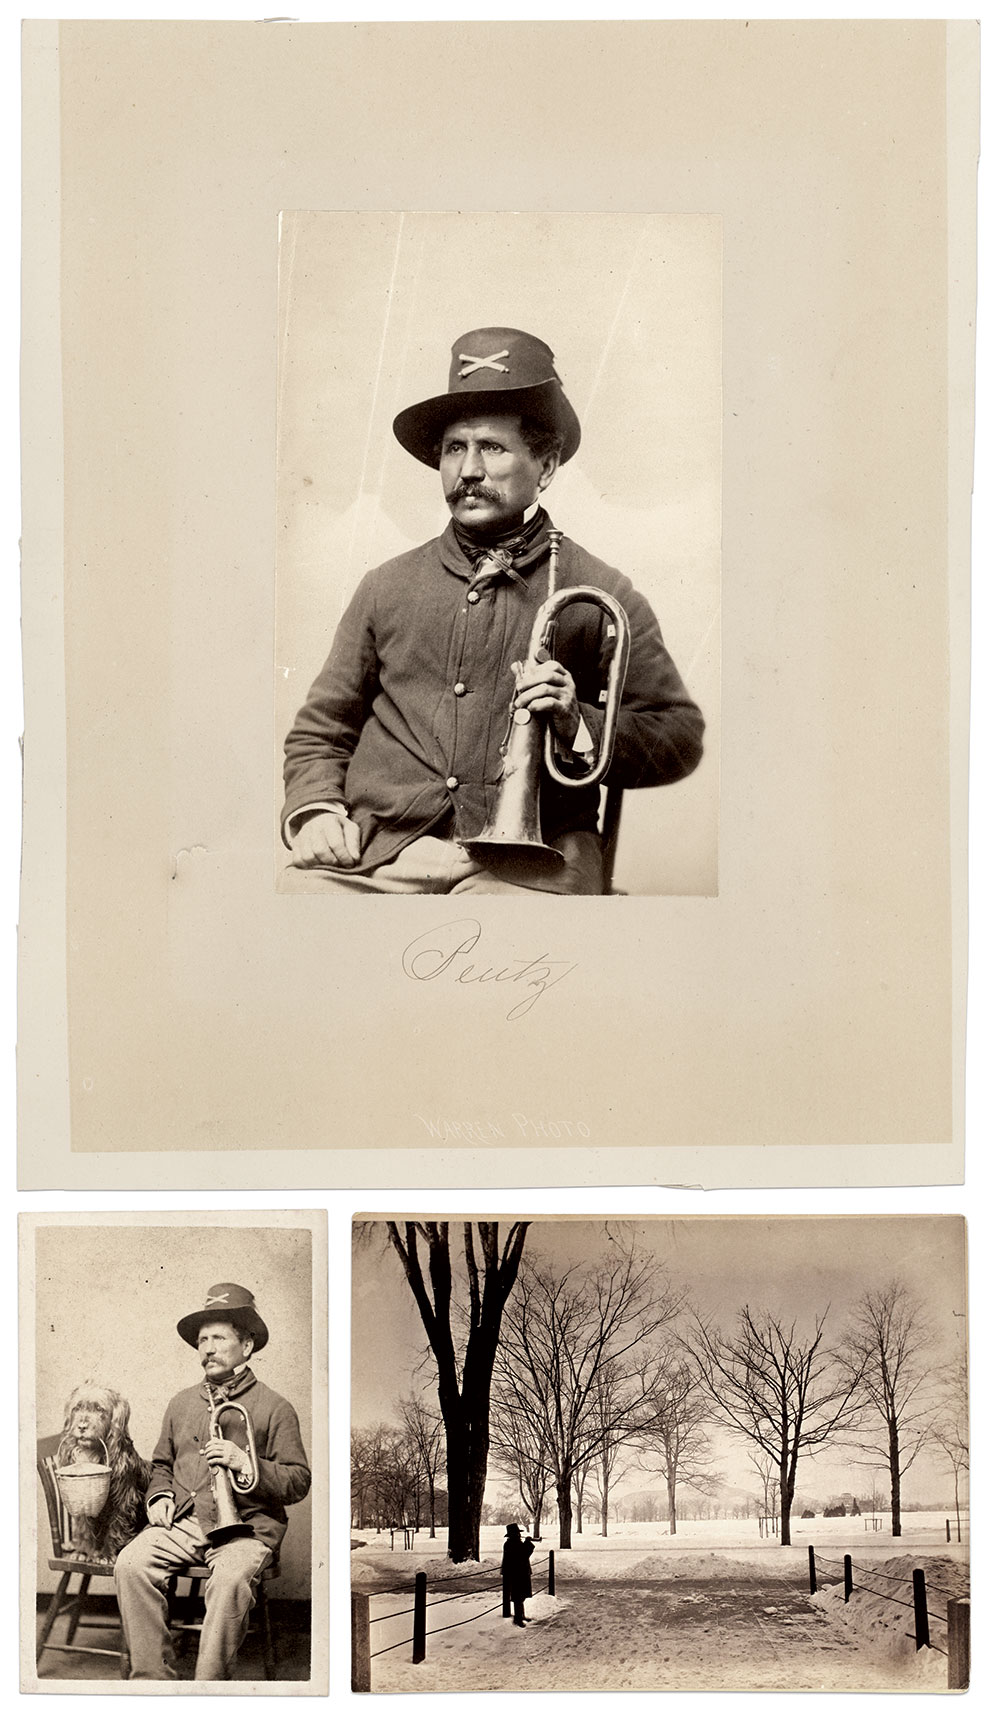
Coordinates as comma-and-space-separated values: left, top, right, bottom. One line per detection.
278, 831, 604, 896
115, 1516, 272, 1680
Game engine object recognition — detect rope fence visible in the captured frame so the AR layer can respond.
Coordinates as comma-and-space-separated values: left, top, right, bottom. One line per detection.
367, 1598, 504, 1661
363, 1560, 499, 1601
352, 1549, 558, 1690
807, 1546, 969, 1688
422, 1600, 504, 1640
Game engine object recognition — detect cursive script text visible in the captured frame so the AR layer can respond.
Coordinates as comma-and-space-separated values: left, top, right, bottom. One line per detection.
401, 918, 578, 1021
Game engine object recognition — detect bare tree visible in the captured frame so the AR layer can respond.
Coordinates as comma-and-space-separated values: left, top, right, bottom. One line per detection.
350, 1421, 396, 1531
929, 1355, 969, 1543
748, 1450, 779, 1535
571, 1459, 592, 1534
350, 1427, 372, 1530
638, 1356, 719, 1535
398, 1394, 445, 1538
351, 1421, 422, 1532
379, 1425, 423, 1534
839, 1281, 937, 1536
384, 1220, 530, 1560
589, 1362, 639, 1537
498, 1233, 681, 1548
684, 1305, 864, 1545
861, 1475, 887, 1516
489, 1367, 551, 1538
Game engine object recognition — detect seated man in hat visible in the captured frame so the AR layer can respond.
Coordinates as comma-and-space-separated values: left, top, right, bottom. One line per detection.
114, 1284, 311, 1681
280, 327, 705, 895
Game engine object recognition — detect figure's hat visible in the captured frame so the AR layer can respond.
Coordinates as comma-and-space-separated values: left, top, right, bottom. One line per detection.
393, 328, 581, 469
176, 1283, 270, 1351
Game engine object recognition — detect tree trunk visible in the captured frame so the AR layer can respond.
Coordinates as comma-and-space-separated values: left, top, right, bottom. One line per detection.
443, 1408, 490, 1561
575, 1491, 583, 1534
532, 1502, 542, 1540
667, 1466, 678, 1535
428, 1478, 436, 1539
556, 1470, 573, 1549
779, 1467, 792, 1546
601, 1490, 608, 1538
953, 1469, 961, 1543
888, 1419, 902, 1536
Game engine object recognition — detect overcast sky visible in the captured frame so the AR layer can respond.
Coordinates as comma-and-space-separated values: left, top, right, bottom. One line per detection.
352, 1216, 967, 1508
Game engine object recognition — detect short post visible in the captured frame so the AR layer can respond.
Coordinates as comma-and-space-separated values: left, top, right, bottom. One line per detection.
947, 1597, 970, 1689
350, 1592, 371, 1693
412, 1572, 427, 1665
502, 1562, 511, 1619
548, 1549, 555, 1596
946, 1518, 951, 1543
808, 1545, 817, 1595
912, 1568, 930, 1651
844, 1554, 853, 1604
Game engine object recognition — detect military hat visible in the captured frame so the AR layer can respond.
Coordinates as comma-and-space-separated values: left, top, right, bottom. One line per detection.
176, 1283, 270, 1352
393, 327, 581, 469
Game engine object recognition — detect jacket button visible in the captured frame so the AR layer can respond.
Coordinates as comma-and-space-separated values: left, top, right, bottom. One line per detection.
466, 590, 480, 604
454, 682, 466, 696
446, 776, 459, 790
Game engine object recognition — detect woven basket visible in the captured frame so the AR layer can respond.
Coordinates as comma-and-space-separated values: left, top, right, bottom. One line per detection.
55, 1435, 111, 1518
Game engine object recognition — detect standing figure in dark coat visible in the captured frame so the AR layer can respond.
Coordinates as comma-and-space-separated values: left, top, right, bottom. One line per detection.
502, 1522, 535, 1627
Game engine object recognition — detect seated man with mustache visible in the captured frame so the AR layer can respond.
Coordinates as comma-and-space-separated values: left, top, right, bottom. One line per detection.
114, 1284, 310, 1681
280, 327, 704, 896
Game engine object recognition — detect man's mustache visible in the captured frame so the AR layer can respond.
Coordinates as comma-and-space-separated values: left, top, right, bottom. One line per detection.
447, 481, 503, 505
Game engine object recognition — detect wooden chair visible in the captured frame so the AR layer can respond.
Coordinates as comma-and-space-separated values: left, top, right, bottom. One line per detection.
160, 1558, 279, 1681
35, 1434, 126, 1674
38, 1434, 279, 1680
600, 782, 625, 893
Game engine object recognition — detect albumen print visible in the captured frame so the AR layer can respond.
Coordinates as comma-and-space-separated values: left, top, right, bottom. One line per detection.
21, 1212, 328, 1694
275, 213, 719, 899
351, 1216, 968, 1693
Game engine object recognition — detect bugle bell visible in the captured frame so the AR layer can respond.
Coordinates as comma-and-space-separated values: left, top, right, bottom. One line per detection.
464, 530, 631, 873
204, 1390, 259, 1544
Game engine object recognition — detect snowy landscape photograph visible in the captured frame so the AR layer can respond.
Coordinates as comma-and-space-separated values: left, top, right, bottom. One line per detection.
350, 1216, 968, 1693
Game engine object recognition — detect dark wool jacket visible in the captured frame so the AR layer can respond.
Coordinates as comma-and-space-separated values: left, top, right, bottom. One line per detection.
282, 514, 705, 874
501, 1534, 534, 1600
145, 1368, 311, 1554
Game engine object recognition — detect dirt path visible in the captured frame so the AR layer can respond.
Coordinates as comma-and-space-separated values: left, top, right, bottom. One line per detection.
372, 1570, 909, 1692
518, 1577, 898, 1692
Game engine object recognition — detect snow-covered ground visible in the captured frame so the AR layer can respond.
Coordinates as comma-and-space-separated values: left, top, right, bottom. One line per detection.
351, 1517, 969, 1692
810, 1550, 970, 1691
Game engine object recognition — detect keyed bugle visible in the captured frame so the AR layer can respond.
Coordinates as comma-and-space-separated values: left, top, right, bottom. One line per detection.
205, 1392, 259, 1544
464, 530, 631, 873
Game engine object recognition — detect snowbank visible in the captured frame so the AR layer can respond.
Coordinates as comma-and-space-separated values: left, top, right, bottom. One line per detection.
351, 1515, 963, 1589
810, 1552, 969, 1689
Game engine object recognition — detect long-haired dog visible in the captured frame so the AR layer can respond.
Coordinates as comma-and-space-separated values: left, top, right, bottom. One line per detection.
58, 1385, 151, 1562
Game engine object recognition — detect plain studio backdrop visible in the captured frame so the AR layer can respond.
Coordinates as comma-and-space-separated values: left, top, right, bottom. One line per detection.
274, 211, 721, 897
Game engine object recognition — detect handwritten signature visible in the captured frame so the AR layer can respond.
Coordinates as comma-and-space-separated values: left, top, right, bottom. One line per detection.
401, 919, 578, 1021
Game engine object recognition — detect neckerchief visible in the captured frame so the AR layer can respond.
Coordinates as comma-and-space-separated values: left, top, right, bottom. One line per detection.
200, 1365, 256, 1407
453, 506, 554, 591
